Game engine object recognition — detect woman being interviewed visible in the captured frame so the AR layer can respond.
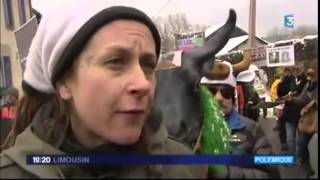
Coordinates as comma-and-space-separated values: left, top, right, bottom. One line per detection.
0, 2, 206, 178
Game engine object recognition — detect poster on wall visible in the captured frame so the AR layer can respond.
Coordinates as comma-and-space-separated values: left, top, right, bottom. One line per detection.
175, 31, 205, 51
266, 45, 295, 67
14, 16, 38, 75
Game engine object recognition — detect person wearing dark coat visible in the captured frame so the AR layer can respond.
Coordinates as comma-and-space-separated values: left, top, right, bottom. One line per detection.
277, 65, 308, 155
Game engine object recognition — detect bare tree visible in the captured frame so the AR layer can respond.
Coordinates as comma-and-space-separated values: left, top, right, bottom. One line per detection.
193, 24, 210, 32
153, 16, 175, 53
264, 25, 318, 42
290, 25, 318, 38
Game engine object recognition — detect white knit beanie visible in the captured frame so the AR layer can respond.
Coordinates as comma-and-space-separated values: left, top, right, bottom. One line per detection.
200, 61, 237, 87
23, 1, 160, 95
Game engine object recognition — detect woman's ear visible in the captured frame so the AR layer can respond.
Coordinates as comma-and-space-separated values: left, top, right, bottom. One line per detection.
57, 81, 72, 100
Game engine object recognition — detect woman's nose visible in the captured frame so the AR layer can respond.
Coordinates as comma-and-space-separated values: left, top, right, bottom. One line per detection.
128, 65, 153, 97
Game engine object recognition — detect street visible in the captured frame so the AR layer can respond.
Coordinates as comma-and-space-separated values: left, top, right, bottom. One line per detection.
259, 116, 312, 178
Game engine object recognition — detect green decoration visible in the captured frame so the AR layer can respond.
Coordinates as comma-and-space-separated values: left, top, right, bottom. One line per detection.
200, 85, 231, 173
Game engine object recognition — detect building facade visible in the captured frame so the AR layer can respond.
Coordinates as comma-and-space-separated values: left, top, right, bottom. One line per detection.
1, 0, 32, 97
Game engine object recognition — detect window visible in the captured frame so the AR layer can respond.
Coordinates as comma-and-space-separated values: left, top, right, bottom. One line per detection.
2, 0, 14, 29
0, 56, 12, 89
18, 0, 27, 25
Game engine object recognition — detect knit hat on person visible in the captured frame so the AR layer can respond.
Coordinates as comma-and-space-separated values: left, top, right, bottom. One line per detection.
2, 87, 19, 98
23, 2, 161, 95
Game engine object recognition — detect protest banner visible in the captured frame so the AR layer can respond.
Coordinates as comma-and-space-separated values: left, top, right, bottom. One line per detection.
175, 31, 205, 51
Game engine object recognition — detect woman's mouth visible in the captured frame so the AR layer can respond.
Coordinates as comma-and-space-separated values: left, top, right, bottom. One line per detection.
116, 109, 146, 117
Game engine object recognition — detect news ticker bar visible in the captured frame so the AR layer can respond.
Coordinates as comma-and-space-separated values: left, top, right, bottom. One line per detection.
27, 155, 294, 165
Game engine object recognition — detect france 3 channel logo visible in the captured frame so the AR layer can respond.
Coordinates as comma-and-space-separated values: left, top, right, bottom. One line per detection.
254, 155, 294, 165
284, 14, 294, 28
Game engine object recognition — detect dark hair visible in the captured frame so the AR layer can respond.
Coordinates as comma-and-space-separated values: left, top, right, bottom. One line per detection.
10, 82, 55, 139
13, 93, 53, 137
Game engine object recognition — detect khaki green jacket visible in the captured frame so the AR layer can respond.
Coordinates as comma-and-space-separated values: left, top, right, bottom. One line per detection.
0, 125, 207, 179
0, 102, 207, 179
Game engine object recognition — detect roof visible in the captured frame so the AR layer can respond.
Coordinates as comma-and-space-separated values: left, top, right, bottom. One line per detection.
205, 24, 248, 40
269, 35, 318, 47
217, 35, 248, 55
204, 22, 225, 37
303, 35, 318, 40
216, 35, 270, 55
271, 38, 303, 45
205, 23, 270, 56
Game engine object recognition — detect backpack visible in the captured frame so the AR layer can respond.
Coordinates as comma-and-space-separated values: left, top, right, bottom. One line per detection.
298, 100, 318, 134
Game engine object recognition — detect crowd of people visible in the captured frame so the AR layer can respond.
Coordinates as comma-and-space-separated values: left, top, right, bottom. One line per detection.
234, 62, 318, 178
270, 63, 318, 177
0, 2, 317, 179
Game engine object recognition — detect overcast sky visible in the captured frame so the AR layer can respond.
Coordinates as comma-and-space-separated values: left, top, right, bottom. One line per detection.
31, 0, 318, 37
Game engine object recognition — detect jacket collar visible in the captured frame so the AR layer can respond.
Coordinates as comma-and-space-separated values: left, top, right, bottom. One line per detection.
226, 108, 246, 130
3, 126, 66, 178
4, 101, 169, 178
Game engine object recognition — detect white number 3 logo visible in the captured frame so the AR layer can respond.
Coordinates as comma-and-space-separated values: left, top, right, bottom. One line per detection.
285, 15, 294, 28
287, 17, 294, 26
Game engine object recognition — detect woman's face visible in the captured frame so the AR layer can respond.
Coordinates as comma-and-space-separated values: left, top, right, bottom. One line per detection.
58, 20, 157, 147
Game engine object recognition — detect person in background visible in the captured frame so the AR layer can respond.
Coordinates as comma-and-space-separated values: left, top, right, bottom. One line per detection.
201, 62, 280, 178
292, 63, 308, 95
251, 65, 268, 118
235, 83, 245, 115
277, 64, 307, 155
288, 65, 317, 177
0, 87, 19, 150
236, 67, 259, 121
0, 2, 206, 178
275, 67, 294, 151
0, 88, 53, 151
270, 68, 283, 131
270, 70, 282, 102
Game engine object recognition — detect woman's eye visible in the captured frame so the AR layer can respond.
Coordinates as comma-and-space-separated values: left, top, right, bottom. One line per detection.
141, 60, 156, 73
105, 57, 125, 67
